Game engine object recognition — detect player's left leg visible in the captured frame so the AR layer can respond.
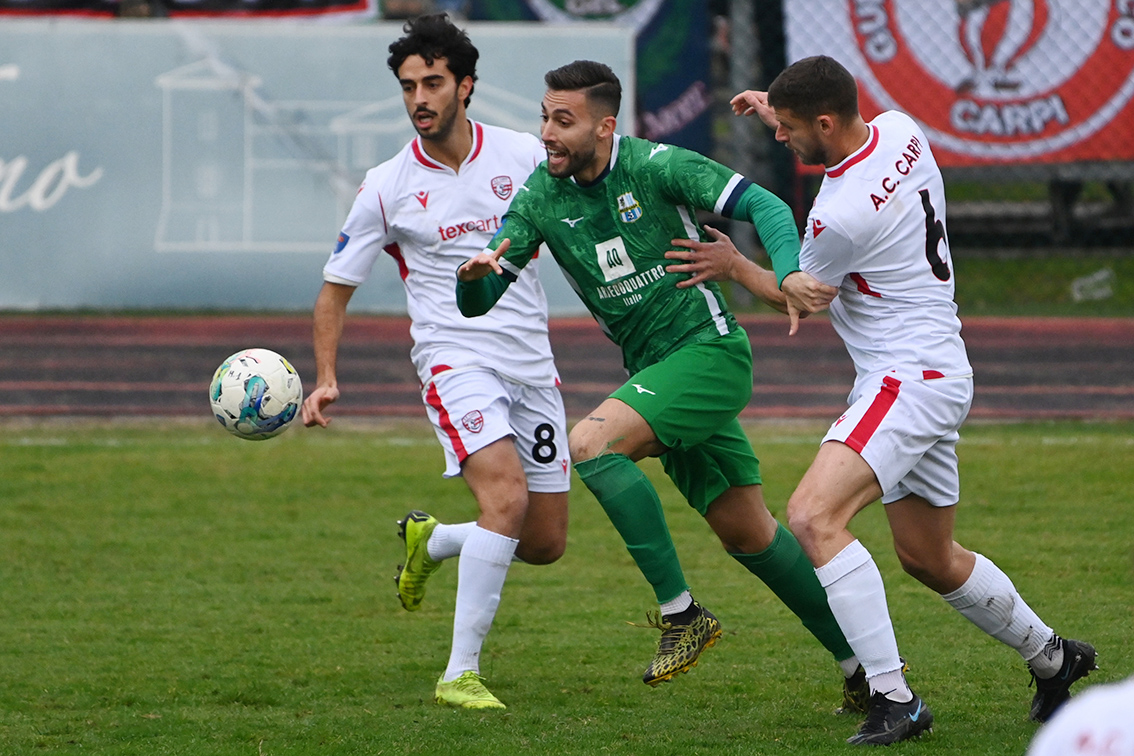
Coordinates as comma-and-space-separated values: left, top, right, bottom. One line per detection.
572, 331, 758, 685
571, 398, 711, 686
886, 495, 1097, 722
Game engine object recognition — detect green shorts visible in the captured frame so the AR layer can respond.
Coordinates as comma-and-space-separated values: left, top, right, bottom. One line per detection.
610, 328, 762, 515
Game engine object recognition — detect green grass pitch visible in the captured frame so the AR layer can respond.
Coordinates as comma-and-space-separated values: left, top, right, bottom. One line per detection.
0, 418, 1130, 755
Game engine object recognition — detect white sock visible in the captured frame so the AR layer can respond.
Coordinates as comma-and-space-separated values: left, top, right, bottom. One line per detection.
660, 590, 693, 616
815, 540, 911, 702
941, 552, 1060, 672
426, 522, 476, 561
839, 656, 861, 678
441, 526, 518, 682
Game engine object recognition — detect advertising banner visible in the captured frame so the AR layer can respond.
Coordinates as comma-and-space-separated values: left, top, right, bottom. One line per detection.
785, 0, 1134, 166
0, 0, 376, 20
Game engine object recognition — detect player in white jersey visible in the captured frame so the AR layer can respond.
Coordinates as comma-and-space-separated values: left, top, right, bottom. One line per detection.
1026, 675, 1134, 756
664, 55, 1095, 745
300, 14, 570, 711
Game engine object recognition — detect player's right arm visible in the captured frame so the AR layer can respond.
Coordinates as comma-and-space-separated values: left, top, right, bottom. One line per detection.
302, 281, 355, 428
304, 170, 389, 428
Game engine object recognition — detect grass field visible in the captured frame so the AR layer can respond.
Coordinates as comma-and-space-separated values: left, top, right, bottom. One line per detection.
0, 418, 1130, 755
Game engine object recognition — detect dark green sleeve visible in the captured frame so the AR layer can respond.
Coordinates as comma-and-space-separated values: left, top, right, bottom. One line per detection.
455, 197, 543, 317
729, 183, 801, 288
456, 271, 511, 318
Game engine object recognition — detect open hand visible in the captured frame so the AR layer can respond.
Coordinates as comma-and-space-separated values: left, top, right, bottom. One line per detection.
458, 239, 510, 282
665, 226, 743, 288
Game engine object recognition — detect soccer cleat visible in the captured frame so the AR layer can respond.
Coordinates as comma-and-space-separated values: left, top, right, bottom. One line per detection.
838, 658, 909, 715
394, 510, 441, 612
847, 691, 934, 745
838, 665, 870, 716
435, 671, 506, 710
1029, 638, 1098, 722
641, 602, 722, 686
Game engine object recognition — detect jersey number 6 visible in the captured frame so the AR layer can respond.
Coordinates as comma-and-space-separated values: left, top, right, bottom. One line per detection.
919, 188, 951, 282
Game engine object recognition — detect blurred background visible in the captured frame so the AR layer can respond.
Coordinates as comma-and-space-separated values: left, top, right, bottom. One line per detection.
1, 0, 1132, 418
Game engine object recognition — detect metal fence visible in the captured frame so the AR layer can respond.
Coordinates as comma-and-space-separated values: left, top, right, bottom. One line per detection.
722, 0, 1134, 251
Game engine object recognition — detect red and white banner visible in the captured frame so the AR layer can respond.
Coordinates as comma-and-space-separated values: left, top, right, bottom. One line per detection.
785, 0, 1134, 166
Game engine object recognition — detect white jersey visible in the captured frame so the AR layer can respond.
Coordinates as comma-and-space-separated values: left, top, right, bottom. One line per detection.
800, 111, 972, 387
1026, 676, 1134, 756
323, 121, 559, 387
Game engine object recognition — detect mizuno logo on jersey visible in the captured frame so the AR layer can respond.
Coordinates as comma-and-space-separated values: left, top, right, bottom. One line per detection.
811, 218, 826, 237
632, 383, 656, 395
414, 191, 429, 208
649, 144, 668, 159
561, 217, 584, 228
617, 192, 642, 223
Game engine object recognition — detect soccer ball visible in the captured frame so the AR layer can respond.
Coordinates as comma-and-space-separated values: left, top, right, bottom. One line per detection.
209, 348, 303, 440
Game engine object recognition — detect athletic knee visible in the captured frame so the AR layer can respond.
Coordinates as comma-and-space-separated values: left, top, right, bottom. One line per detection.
786, 494, 826, 552
895, 544, 968, 593
568, 425, 606, 463
515, 534, 566, 565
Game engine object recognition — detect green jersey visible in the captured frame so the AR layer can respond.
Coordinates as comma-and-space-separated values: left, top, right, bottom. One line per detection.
459, 135, 801, 373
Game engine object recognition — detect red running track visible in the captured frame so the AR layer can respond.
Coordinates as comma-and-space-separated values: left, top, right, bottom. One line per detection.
1, 314, 1132, 421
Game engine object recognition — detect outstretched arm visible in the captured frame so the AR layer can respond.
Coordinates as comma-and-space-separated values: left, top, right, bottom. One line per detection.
666, 226, 837, 335
666, 225, 788, 313
456, 239, 513, 317
302, 281, 355, 428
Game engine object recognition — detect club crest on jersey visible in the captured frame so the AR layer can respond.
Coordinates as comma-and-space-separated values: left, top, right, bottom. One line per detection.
333, 232, 349, 254
491, 175, 513, 200
461, 410, 484, 434
617, 192, 642, 223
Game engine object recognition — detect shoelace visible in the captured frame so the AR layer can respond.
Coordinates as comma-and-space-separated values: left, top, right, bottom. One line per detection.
626, 611, 683, 653
451, 673, 490, 693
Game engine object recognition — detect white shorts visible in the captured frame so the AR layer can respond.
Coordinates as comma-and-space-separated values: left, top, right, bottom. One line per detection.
422, 367, 571, 493
822, 370, 974, 507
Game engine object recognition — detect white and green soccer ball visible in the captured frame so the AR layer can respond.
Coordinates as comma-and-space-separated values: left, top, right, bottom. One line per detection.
209, 348, 302, 440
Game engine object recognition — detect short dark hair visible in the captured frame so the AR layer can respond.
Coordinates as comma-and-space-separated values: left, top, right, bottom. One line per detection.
544, 60, 622, 117
767, 55, 859, 122
387, 13, 479, 108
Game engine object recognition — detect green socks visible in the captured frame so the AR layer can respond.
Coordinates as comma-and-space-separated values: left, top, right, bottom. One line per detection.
730, 523, 854, 661
575, 453, 688, 604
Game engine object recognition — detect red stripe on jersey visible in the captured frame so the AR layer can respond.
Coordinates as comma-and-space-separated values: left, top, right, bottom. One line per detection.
923, 370, 944, 380
376, 191, 388, 235
827, 125, 879, 178
425, 381, 468, 463
850, 272, 882, 297
845, 375, 901, 453
467, 122, 484, 164
412, 139, 445, 170
430, 364, 452, 376
384, 243, 408, 281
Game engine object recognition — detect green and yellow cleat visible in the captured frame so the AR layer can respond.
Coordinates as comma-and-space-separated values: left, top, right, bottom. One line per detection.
395, 510, 441, 612
435, 671, 506, 710
641, 602, 722, 686
838, 658, 907, 715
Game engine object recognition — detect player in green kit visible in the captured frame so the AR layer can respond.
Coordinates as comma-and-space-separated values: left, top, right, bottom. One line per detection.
457, 60, 864, 703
